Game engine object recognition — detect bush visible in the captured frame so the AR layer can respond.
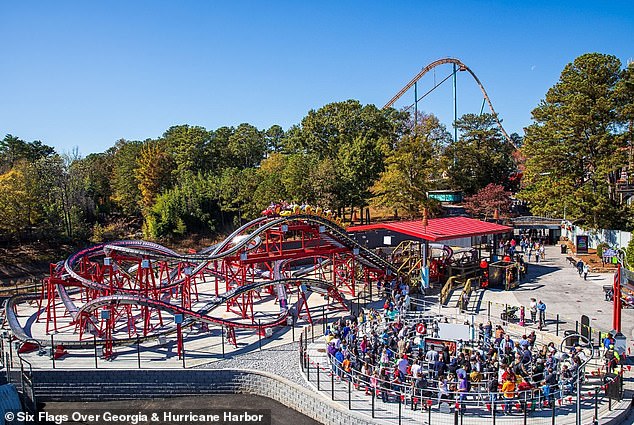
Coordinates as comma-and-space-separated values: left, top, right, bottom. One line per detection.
626, 238, 634, 269
596, 242, 610, 258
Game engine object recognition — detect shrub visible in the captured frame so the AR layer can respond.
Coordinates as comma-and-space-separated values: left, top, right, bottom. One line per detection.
596, 242, 610, 258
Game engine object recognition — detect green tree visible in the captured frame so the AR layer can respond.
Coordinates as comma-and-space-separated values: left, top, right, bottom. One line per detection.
162, 125, 214, 182
615, 62, 634, 149
136, 141, 175, 236
288, 100, 407, 160
444, 113, 516, 196
371, 114, 451, 217
215, 167, 262, 226
252, 153, 288, 211
74, 151, 114, 219
265, 125, 285, 154
0, 134, 55, 172
227, 123, 267, 168
110, 139, 143, 217
282, 153, 318, 203
308, 157, 343, 210
286, 100, 408, 215
0, 161, 41, 239
146, 173, 218, 239
519, 53, 627, 229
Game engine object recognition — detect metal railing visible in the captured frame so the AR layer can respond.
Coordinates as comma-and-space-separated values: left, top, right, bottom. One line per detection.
298, 301, 627, 424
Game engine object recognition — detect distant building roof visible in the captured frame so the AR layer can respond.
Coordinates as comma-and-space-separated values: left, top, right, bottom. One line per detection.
348, 216, 512, 242
510, 216, 563, 229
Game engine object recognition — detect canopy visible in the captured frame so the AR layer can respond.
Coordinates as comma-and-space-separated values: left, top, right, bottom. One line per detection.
347, 216, 512, 242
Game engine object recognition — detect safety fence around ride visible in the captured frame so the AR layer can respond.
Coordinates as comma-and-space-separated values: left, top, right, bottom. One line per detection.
298, 304, 627, 424
0, 287, 378, 374
0, 279, 43, 296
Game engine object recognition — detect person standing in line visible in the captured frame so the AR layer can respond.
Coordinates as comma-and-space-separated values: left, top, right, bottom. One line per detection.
529, 298, 537, 324
537, 300, 546, 330
501, 376, 516, 415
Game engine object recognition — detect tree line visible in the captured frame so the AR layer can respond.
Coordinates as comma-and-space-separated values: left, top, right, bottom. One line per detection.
1, 52, 632, 246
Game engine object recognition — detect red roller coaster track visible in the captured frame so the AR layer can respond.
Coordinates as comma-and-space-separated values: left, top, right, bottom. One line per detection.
5, 214, 392, 358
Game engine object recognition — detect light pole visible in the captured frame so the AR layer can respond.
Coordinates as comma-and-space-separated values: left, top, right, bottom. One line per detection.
420, 208, 429, 291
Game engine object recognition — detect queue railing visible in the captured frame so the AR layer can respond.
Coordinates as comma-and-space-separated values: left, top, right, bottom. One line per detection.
299, 309, 627, 424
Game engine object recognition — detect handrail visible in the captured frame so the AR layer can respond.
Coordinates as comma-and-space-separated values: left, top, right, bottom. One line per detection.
456, 277, 479, 309
301, 310, 621, 418
440, 276, 464, 305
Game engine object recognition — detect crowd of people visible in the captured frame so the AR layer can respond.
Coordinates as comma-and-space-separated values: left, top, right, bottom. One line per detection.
322, 283, 595, 414
500, 236, 547, 263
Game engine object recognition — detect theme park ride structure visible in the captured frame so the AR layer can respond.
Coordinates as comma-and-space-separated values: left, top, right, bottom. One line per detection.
5, 214, 395, 359
384, 57, 516, 149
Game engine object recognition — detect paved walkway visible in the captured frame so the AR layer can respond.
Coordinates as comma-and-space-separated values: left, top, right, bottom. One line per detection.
474, 245, 634, 342
301, 245, 633, 424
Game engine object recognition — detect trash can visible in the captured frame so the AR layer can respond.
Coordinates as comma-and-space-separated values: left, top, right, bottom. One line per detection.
561, 244, 567, 254
564, 330, 579, 347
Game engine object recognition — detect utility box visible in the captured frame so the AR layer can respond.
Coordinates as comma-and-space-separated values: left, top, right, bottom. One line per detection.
488, 261, 519, 290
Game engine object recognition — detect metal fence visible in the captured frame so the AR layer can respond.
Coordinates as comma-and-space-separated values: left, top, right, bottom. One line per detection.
298, 303, 626, 424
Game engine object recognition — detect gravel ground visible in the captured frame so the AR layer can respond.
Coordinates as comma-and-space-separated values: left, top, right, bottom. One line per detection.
196, 342, 305, 386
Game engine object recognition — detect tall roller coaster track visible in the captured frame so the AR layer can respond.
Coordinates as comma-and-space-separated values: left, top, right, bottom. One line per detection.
384, 57, 517, 149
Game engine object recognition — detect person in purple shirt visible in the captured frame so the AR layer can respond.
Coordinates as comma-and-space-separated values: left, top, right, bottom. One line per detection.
327, 341, 337, 358
457, 372, 469, 412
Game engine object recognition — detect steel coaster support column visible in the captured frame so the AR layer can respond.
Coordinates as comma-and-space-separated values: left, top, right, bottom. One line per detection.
182, 274, 192, 310
453, 62, 458, 146
249, 291, 255, 323
191, 271, 200, 303
296, 285, 313, 324
103, 304, 115, 359
328, 287, 349, 311
157, 261, 171, 288
125, 304, 136, 338
332, 253, 356, 296
213, 260, 220, 296
346, 255, 356, 296
36, 270, 51, 321
414, 81, 418, 127
45, 275, 60, 334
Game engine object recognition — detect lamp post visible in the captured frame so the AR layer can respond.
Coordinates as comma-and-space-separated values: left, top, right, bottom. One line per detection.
421, 208, 430, 291
492, 209, 500, 261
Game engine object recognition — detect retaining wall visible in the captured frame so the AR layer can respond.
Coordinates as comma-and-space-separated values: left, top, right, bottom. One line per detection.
28, 369, 377, 425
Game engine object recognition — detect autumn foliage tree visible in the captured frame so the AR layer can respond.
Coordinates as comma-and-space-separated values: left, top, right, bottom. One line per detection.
463, 183, 511, 220
371, 114, 451, 217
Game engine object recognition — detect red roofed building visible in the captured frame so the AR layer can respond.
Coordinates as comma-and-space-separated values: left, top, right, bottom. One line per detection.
347, 216, 512, 248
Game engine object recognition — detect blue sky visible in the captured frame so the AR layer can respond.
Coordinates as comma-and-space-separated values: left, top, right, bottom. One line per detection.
1, 1, 633, 155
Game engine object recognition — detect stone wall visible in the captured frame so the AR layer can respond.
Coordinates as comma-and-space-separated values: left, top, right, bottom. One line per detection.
30, 369, 378, 425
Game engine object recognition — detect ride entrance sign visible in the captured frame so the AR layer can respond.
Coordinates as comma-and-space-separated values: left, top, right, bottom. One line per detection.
576, 235, 589, 254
